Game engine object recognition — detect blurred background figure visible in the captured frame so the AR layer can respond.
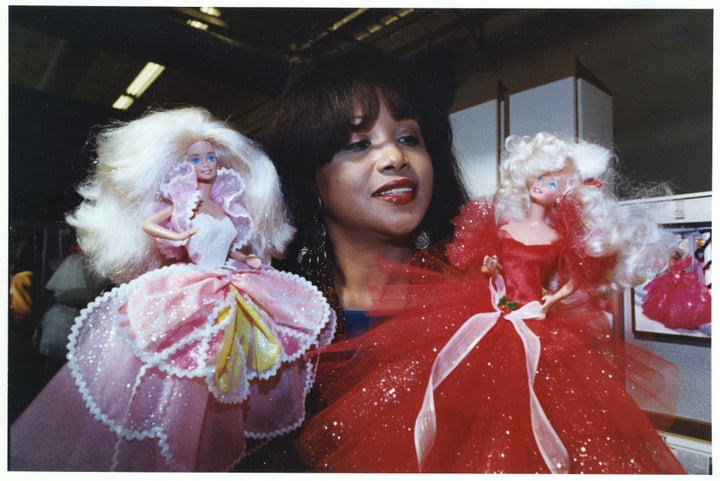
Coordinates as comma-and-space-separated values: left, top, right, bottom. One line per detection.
8, 229, 44, 423
37, 241, 108, 378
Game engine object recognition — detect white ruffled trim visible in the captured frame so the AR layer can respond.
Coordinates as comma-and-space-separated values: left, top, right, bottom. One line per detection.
214, 168, 252, 251
156, 165, 253, 258
67, 290, 175, 463
254, 268, 336, 363
65, 261, 337, 470
114, 265, 234, 379
68, 264, 335, 397
66, 267, 240, 470
157, 162, 202, 249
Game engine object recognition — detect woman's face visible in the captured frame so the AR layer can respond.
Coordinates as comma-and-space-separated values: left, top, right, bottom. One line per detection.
186, 140, 218, 183
529, 170, 567, 207
315, 99, 434, 246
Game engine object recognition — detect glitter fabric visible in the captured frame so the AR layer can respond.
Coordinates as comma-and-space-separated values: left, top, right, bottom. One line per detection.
641, 255, 712, 329
296, 197, 684, 474
10, 210, 336, 471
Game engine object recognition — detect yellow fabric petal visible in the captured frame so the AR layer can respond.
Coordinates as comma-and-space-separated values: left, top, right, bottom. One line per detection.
232, 287, 281, 372
212, 286, 282, 394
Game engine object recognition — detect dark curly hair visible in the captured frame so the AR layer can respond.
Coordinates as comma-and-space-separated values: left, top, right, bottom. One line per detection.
261, 50, 468, 337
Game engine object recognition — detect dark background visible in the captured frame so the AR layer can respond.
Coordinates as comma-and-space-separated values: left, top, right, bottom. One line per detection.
8, 7, 713, 223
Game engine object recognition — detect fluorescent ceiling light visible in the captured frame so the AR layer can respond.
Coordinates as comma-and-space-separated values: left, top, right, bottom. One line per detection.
126, 62, 165, 97
112, 95, 134, 110
187, 19, 208, 30
199, 6, 221, 17
330, 8, 366, 32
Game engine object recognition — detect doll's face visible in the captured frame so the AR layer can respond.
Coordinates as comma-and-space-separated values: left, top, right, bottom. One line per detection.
186, 140, 218, 183
315, 99, 433, 244
530, 170, 567, 206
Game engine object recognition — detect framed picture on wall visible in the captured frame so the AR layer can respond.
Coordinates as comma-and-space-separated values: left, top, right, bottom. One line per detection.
632, 222, 712, 341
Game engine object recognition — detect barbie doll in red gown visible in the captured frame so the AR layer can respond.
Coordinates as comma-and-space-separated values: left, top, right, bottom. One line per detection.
296, 132, 685, 474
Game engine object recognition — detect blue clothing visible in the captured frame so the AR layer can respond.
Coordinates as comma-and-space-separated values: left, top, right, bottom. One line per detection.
343, 310, 373, 338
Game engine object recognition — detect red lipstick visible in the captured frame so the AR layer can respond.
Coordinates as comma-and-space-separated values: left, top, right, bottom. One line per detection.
372, 178, 417, 205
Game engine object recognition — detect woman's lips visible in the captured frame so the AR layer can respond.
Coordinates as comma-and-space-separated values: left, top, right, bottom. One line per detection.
373, 178, 417, 205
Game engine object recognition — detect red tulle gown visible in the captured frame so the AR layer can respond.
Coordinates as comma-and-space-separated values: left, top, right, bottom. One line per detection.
296, 198, 685, 474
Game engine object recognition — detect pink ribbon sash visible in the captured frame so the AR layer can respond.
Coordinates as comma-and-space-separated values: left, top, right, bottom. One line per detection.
414, 275, 569, 473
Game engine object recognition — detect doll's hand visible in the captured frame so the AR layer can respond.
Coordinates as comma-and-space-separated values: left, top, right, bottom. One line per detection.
245, 255, 261, 269
175, 227, 198, 241
481, 255, 500, 276
230, 250, 261, 269
141, 205, 199, 242
540, 294, 555, 313
540, 280, 574, 313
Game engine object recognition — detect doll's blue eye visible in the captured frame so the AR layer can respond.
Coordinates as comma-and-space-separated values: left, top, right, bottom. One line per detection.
207, 154, 217, 162
549, 180, 558, 189
190, 156, 201, 164
537, 176, 544, 182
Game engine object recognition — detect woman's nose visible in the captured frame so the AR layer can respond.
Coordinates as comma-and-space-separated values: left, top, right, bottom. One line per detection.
377, 142, 408, 172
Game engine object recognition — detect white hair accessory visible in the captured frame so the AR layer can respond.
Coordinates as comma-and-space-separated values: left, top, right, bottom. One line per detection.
570, 141, 612, 180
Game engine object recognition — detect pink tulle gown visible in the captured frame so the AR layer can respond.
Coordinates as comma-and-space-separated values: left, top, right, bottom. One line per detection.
10, 165, 336, 471
296, 197, 685, 474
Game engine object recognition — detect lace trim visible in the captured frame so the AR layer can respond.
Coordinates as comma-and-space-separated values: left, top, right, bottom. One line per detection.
249, 268, 336, 367
66, 268, 238, 470
114, 265, 234, 379
65, 262, 336, 469
243, 361, 315, 439
213, 168, 252, 252
156, 164, 253, 258
67, 288, 169, 442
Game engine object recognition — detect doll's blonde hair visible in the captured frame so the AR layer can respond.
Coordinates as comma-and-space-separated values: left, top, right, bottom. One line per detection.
67, 106, 294, 284
494, 132, 670, 293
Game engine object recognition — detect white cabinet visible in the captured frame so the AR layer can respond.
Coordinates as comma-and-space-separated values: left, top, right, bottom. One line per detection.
450, 85, 505, 198
451, 56, 613, 197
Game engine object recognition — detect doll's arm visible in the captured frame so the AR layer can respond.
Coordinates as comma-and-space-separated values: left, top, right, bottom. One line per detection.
229, 249, 262, 269
141, 205, 197, 241
541, 279, 575, 313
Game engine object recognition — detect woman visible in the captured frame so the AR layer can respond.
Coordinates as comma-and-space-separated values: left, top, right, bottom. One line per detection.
230, 50, 468, 472
294, 132, 685, 473
10, 107, 335, 471
263, 50, 468, 340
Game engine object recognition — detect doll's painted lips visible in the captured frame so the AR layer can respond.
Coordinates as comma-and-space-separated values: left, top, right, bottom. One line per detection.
372, 178, 417, 205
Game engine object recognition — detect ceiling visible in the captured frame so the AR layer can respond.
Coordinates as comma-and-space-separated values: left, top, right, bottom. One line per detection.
10, 6, 498, 135
7, 7, 714, 223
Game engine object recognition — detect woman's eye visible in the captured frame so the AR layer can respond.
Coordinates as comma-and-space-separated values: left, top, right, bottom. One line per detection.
398, 135, 420, 146
190, 156, 201, 164
343, 139, 371, 152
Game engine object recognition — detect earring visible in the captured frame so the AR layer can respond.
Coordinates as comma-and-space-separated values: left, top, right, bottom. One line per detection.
413, 230, 430, 250
297, 219, 327, 267
297, 196, 329, 279
295, 199, 346, 340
